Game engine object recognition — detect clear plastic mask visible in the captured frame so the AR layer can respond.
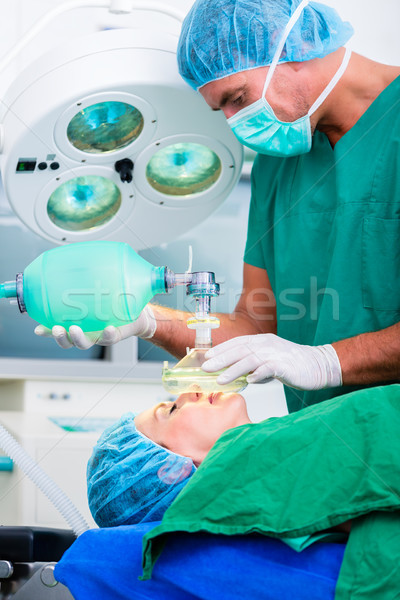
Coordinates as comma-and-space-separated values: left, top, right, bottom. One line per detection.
162, 347, 248, 394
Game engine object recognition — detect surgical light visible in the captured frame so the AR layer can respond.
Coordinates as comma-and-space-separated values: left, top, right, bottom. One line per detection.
145, 143, 222, 196
47, 176, 122, 231
67, 101, 144, 153
0, 2, 244, 249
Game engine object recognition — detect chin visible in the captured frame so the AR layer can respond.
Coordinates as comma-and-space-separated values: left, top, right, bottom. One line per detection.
224, 392, 250, 421
227, 392, 245, 402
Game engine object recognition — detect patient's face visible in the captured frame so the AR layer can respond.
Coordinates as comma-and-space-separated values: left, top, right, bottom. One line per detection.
135, 389, 251, 465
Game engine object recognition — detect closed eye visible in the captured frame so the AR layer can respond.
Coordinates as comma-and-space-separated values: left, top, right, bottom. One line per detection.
232, 93, 245, 107
232, 96, 243, 106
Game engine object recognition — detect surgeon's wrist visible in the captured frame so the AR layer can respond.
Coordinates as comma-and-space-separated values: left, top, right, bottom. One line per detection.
317, 344, 343, 388
138, 305, 157, 339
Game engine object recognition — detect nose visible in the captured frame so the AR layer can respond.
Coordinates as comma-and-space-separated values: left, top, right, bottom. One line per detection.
176, 387, 204, 407
223, 107, 237, 120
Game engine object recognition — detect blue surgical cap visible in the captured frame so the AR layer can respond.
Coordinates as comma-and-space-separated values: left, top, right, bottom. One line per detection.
87, 413, 196, 527
177, 0, 354, 90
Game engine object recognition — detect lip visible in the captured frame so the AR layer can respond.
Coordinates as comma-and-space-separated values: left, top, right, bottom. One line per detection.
208, 392, 222, 404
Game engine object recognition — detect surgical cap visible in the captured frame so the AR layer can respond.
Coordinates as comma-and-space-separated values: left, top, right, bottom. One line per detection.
177, 0, 354, 90
87, 413, 196, 527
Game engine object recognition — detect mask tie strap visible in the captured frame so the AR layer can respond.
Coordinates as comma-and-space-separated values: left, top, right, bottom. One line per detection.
262, 0, 310, 99
307, 47, 352, 116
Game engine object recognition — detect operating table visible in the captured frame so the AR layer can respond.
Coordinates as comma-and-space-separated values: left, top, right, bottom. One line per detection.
0, 527, 75, 599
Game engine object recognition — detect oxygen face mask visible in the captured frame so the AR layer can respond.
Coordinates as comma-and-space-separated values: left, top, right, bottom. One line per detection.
162, 271, 248, 394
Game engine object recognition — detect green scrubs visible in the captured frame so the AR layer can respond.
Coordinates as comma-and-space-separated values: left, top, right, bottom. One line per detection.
244, 76, 400, 412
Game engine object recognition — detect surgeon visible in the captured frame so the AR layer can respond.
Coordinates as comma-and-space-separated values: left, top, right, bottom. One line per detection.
37, 0, 400, 412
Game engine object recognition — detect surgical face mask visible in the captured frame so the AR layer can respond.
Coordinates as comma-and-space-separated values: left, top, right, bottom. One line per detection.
227, 0, 352, 157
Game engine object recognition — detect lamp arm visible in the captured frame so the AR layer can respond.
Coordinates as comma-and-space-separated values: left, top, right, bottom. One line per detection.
110, 1, 185, 22
0, 0, 185, 77
0, 0, 109, 76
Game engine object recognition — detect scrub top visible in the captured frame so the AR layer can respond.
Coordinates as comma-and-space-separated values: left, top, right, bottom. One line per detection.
244, 75, 400, 412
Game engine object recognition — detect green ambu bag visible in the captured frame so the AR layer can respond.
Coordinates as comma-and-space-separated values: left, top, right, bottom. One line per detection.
142, 385, 400, 598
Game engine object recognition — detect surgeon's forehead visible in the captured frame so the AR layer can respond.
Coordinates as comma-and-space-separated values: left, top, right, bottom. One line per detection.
201, 67, 269, 110
200, 72, 248, 109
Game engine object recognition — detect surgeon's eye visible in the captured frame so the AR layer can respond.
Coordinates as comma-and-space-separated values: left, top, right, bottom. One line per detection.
232, 94, 245, 106
169, 403, 177, 414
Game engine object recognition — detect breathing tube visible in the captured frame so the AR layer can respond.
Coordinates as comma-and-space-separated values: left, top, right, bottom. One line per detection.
0, 423, 90, 537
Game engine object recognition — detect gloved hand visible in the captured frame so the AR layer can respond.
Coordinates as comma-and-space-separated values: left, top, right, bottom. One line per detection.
202, 334, 342, 390
34, 305, 157, 350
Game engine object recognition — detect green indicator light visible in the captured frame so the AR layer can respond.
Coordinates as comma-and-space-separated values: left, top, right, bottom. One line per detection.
16, 159, 37, 172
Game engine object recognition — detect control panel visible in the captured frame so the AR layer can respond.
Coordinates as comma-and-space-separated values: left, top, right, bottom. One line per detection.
16, 154, 60, 173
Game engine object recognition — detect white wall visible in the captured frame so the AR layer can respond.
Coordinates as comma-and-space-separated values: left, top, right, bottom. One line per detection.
327, 0, 399, 65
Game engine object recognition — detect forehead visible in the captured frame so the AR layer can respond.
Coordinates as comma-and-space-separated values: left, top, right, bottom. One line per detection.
200, 72, 246, 107
134, 407, 159, 443
199, 68, 267, 108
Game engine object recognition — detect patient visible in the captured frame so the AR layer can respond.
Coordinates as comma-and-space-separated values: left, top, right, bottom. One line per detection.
88, 388, 354, 535
87, 389, 252, 526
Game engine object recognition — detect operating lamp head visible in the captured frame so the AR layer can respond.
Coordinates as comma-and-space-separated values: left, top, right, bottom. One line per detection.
0, 26, 243, 249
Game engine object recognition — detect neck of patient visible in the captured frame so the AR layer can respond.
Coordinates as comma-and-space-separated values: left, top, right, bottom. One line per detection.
192, 416, 253, 466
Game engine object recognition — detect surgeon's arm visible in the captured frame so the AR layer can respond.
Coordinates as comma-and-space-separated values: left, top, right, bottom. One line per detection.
149, 263, 277, 358
332, 322, 400, 385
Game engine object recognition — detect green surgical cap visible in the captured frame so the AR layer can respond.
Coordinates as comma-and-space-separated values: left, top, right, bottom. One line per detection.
177, 0, 354, 90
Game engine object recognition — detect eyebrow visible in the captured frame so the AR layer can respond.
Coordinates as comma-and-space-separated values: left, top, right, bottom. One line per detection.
153, 403, 164, 422
211, 86, 246, 111
153, 401, 175, 422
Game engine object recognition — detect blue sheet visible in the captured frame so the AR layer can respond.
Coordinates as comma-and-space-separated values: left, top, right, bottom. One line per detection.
55, 524, 346, 600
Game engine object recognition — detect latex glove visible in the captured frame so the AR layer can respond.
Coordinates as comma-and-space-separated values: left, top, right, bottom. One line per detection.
34, 305, 157, 350
202, 334, 342, 390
